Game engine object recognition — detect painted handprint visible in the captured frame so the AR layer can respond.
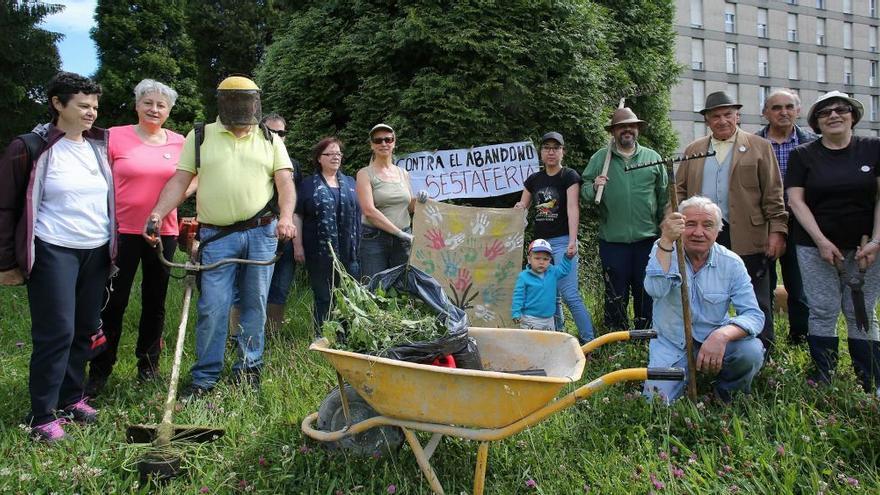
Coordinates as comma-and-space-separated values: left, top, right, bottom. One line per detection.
446, 232, 466, 250
483, 239, 505, 261
425, 203, 443, 226
453, 268, 473, 293
474, 305, 498, 322
424, 228, 446, 250
494, 259, 515, 282
471, 212, 489, 236
414, 250, 435, 274
482, 286, 502, 306
441, 251, 460, 278
503, 232, 524, 253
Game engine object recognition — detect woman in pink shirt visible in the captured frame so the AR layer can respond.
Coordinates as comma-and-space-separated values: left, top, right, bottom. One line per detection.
86, 79, 187, 396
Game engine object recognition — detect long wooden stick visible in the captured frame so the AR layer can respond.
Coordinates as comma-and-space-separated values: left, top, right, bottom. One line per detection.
664, 160, 697, 400
594, 98, 626, 205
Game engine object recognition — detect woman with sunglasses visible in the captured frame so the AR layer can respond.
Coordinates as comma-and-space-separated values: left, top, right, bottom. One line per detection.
786, 91, 880, 395
293, 137, 360, 332
355, 124, 415, 280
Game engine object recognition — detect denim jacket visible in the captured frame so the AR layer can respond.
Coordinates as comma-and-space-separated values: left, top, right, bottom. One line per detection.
644, 241, 764, 366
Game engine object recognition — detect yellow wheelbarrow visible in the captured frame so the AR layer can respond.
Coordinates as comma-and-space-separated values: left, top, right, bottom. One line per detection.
302, 327, 684, 494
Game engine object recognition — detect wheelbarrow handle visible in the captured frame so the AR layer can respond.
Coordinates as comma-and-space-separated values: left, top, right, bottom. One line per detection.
581, 330, 657, 355
628, 329, 658, 341
646, 367, 686, 381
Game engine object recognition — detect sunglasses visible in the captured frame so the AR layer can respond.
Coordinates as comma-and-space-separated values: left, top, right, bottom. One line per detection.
268, 128, 287, 137
815, 105, 853, 119
371, 136, 395, 144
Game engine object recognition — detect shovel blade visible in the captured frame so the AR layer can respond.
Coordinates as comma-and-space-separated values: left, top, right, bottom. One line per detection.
852, 288, 870, 333
126, 423, 225, 444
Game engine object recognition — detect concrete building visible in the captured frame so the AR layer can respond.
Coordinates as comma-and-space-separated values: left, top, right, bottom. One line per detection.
673, 0, 880, 144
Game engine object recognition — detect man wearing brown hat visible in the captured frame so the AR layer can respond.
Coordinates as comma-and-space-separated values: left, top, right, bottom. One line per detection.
582, 108, 667, 331
677, 91, 787, 354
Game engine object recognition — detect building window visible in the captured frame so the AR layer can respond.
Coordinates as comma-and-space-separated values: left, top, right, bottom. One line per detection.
816, 18, 826, 46
726, 84, 739, 104
871, 61, 878, 86
844, 22, 853, 49
872, 96, 880, 121
870, 26, 877, 52
788, 51, 799, 80
726, 44, 738, 74
788, 14, 798, 42
758, 47, 769, 77
845, 58, 853, 85
757, 8, 769, 38
693, 80, 705, 113
690, 0, 703, 27
724, 3, 736, 34
759, 86, 771, 110
691, 39, 704, 70
787, 0, 797, 4
843, 0, 853, 14
692, 122, 706, 140
817, 54, 827, 83
871, 0, 877, 17
816, 0, 825, 9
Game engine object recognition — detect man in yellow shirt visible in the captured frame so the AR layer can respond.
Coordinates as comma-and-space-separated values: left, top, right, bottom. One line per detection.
145, 76, 296, 396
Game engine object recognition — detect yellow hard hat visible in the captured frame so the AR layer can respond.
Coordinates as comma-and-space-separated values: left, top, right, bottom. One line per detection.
217, 76, 260, 92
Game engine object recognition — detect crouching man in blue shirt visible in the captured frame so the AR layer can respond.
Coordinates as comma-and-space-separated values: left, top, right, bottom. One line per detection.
643, 196, 765, 403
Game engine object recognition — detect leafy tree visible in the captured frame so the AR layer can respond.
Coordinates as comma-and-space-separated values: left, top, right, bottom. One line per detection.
185, 0, 294, 119
91, 0, 202, 131
0, 0, 63, 145
256, 1, 677, 177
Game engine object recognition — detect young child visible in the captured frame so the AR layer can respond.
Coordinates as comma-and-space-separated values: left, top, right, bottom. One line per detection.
511, 239, 573, 330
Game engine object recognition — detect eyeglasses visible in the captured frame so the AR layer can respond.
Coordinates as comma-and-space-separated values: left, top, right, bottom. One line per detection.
268, 128, 287, 137
321, 152, 343, 158
815, 105, 853, 119
541, 145, 563, 152
371, 136, 395, 144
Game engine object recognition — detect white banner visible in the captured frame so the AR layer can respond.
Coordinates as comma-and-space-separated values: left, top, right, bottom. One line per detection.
396, 141, 539, 201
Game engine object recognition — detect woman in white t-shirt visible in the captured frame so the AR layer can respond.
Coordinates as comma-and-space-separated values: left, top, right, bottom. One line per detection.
0, 72, 115, 443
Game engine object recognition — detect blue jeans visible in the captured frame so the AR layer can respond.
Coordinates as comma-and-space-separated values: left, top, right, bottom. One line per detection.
268, 240, 296, 305
191, 221, 277, 388
643, 337, 764, 404
359, 225, 411, 282
547, 235, 594, 342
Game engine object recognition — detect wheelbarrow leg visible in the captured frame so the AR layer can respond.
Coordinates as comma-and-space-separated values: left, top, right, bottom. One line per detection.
473, 442, 490, 495
402, 427, 445, 495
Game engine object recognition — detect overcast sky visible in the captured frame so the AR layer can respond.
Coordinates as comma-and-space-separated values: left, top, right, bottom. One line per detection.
41, 0, 98, 76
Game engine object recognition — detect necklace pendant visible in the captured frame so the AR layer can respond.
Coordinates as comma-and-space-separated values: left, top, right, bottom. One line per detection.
91, 169, 99, 176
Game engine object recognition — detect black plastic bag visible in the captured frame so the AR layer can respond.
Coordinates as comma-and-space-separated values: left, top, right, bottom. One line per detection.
367, 264, 470, 364
451, 337, 483, 370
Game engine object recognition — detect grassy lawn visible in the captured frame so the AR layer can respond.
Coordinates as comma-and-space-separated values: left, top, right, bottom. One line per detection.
1, 268, 879, 494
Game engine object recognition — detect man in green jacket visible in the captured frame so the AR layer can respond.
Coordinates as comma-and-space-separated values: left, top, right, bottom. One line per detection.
582, 108, 667, 331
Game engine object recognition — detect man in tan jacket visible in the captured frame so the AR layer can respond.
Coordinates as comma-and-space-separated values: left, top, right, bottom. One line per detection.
677, 91, 787, 354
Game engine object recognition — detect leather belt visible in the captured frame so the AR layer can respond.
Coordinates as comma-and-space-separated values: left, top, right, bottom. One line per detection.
200, 215, 275, 231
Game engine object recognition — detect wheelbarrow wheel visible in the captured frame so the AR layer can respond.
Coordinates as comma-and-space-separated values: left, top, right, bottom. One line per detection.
316, 384, 403, 457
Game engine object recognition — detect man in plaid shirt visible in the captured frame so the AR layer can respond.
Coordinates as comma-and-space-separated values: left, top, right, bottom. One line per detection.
756, 89, 817, 345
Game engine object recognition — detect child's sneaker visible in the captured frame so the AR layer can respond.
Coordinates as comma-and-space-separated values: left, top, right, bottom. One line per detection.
31, 418, 69, 443
62, 397, 98, 424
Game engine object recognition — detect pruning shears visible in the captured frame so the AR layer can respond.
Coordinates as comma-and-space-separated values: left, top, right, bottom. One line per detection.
837, 235, 871, 334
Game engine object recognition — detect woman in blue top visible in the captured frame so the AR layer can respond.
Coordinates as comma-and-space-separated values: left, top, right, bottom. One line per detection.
293, 137, 361, 334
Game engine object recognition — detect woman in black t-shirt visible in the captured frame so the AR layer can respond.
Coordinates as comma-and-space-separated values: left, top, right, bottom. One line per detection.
786, 91, 880, 395
516, 132, 595, 343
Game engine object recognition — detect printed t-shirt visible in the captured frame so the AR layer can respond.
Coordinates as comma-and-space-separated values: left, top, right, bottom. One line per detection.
785, 136, 880, 249
524, 167, 582, 239
109, 125, 184, 235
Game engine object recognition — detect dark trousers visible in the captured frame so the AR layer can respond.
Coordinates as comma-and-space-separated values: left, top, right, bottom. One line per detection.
717, 223, 774, 352
598, 237, 655, 330
306, 258, 334, 332
359, 226, 411, 282
90, 234, 177, 380
28, 238, 110, 425
769, 241, 810, 343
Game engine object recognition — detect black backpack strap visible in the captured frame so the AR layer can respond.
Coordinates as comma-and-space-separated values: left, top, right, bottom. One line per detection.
17, 132, 46, 166
194, 122, 206, 170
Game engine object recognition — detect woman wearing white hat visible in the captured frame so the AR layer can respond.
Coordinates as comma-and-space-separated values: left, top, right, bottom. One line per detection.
786, 90, 880, 394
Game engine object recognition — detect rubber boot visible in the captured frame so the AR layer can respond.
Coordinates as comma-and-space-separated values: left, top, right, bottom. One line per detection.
266, 303, 285, 334
228, 305, 241, 339
847, 339, 880, 393
807, 335, 839, 384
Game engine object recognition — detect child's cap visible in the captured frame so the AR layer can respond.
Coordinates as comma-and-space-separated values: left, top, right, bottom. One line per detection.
528, 239, 553, 255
